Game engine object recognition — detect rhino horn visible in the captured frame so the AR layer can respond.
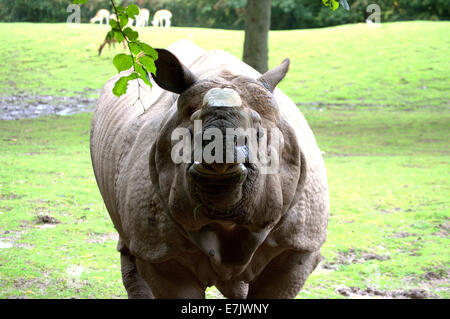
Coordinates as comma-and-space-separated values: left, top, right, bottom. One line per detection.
202, 88, 242, 108
257, 58, 290, 93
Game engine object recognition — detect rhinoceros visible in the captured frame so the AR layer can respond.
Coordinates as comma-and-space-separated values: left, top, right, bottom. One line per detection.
90, 40, 329, 299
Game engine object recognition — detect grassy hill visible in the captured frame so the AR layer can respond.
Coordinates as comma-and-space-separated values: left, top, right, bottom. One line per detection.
0, 22, 448, 299
0, 21, 449, 109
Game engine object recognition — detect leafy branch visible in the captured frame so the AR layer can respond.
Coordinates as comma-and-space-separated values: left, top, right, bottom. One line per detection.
73, 0, 158, 105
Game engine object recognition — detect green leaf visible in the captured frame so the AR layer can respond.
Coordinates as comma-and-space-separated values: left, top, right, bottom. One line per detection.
116, 6, 126, 13
128, 42, 141, 55
139, 55, 157, 75
332, 0, 339, 10
119, 14, 129, 28
322, 0, 340, 11
114, 30, 124, 43
113, 54, 133, 73
73, 0, 88, 4
109, 19, 118, 29
141, 72, 151, 86
134, 64, 151, 86
123, 27, 138, 41
126, 4, 140, 18
128, 41, 158, 60
134, 63, 146, 78
137, 41, 158, 60
140, 73, 152, 86
113, 75, 133, 97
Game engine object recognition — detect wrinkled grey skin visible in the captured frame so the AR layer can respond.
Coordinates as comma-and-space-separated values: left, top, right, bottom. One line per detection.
90, 40, 329, 299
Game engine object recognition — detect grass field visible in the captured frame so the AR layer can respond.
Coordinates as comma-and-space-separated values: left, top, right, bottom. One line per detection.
0, 22, 449, 299
0, 21, 449, 108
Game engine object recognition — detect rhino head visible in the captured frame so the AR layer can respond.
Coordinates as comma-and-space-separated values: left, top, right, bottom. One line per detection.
148, 50, 306, 267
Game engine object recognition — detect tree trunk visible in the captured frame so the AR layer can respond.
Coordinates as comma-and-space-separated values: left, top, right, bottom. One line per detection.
243, 0, 271, 74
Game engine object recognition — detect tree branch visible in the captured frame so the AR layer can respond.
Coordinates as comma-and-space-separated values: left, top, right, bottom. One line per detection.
110, 0, 146, 111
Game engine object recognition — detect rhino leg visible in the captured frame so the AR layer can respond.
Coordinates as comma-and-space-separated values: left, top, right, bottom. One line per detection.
118, 239, 154, 299
135, 258, 206, 299
215, 280, 249, 299
246, 250, 321, 299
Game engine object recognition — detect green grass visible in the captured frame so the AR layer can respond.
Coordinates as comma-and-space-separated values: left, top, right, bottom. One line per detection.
0, 111, 448, 299
0, 21, 449, 108
0, 22, 449, 298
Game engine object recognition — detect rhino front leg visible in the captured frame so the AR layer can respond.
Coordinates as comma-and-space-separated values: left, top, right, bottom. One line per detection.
135, 258, 206, 299
118, 239, 154, 299
120, 252, 154, 299
247, 250, 321, 299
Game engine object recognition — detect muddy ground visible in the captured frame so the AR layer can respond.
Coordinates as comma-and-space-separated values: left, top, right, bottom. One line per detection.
0, 94, 98, 120
335, 285, 436, 299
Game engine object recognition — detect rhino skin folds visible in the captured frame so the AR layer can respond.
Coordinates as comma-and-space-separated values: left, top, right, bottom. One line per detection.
90, 40, 329, 299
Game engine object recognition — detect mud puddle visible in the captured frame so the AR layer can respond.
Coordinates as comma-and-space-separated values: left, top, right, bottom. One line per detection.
0, 94, 98, 120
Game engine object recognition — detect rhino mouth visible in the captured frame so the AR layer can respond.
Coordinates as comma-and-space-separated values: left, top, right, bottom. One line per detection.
189, 162, 247, 184
188, 162, 248, 211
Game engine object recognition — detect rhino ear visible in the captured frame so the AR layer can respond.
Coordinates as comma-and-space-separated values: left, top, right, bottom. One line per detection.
257, 58, 290, 93
152, 49, 198, 94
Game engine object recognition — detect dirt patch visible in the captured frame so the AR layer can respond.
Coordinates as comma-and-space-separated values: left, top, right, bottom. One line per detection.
312, 262, 336, 275
86, 232, 118, 244
391, 231, 418, 238
402, 163, 431, 168
423, 270, 448, 281
323, 248, 390, 269
0, 94, 97, 120
36, 214, 60, 225
9, 271, 53, 296
377, 206, 409, 214
336, 286, 435, 299
0, 230, 28, 249
403, 269, 449, 295
0, 193, 25, 200
296, 102, 400, 110
432, 222, 450, 237
13, 242, 35, 249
